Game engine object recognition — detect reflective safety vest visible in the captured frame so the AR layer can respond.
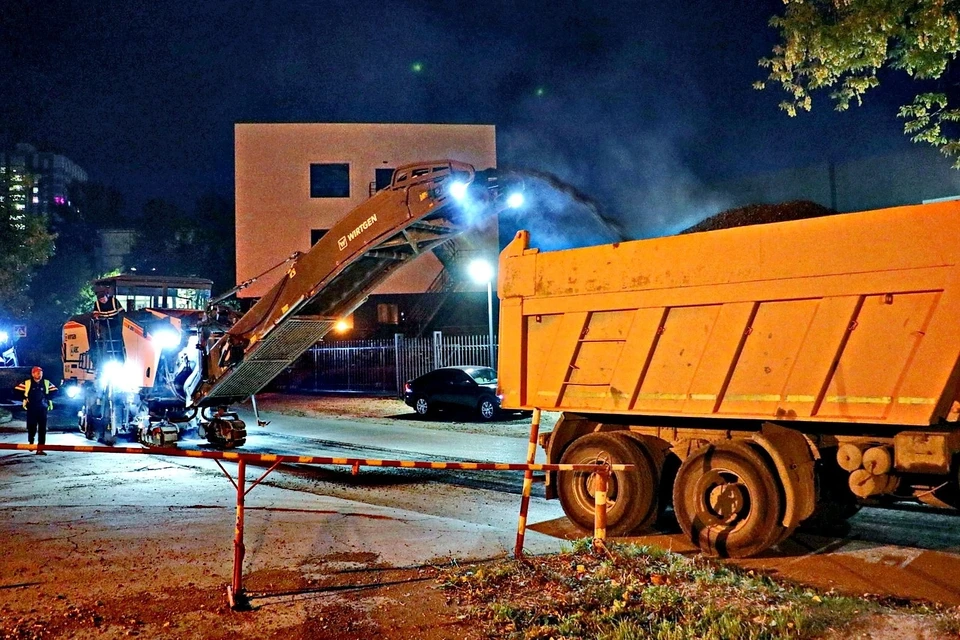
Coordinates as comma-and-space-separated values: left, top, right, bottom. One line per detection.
94, 296, 123, 318
15, 378, 57, 411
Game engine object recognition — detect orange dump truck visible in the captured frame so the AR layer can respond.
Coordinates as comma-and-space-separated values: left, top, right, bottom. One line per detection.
497, 200, 960, 557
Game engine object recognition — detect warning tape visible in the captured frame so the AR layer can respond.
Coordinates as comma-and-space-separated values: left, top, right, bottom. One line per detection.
0, 442, 631, 472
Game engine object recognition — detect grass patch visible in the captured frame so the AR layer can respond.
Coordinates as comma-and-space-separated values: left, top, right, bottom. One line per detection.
440, 540, 960, 639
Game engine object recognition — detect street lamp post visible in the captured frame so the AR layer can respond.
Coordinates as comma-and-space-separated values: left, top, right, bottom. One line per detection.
469, 259, 496, 369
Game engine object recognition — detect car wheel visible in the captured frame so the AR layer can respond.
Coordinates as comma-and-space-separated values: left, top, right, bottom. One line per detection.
477, 396, 498, 422
413, 395, 432, 417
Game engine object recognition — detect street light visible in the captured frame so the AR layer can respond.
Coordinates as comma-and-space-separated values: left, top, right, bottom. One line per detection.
468, 259, 496, 369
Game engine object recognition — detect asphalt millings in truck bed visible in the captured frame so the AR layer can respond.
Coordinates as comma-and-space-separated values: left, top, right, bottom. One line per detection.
680, 200, 836, 234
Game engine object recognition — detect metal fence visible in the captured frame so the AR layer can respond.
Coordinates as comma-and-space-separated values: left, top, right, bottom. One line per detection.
281, 332, 498, 397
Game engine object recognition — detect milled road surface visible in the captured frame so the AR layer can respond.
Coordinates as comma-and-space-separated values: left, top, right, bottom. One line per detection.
3, 402, 960, 611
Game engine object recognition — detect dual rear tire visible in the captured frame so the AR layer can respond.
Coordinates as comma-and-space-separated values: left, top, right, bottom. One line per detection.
672, 442, 787, 558
557, 433, 790, 558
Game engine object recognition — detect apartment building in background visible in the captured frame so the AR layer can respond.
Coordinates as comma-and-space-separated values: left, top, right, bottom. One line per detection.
0, 143, 88, 215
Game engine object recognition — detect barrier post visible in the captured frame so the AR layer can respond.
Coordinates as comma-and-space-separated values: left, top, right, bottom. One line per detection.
228, 459, 248, 609
593, 465, 609, 552
514, 408, 541, 558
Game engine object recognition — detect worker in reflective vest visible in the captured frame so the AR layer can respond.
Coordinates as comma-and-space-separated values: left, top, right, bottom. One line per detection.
93, 287, 123, 319
14, 366, 57, 454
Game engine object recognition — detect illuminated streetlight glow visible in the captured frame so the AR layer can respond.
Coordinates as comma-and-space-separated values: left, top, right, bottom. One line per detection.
469, 260, 496, 369
468, 259, 493, 284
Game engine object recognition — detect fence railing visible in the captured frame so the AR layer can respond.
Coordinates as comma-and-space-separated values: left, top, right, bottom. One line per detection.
279, 332, 498, 396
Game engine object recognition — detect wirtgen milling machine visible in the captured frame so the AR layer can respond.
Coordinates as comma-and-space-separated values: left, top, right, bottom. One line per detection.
62, 160, 520, 448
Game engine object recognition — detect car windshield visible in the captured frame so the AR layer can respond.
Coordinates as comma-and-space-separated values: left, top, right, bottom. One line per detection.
465, 367, 496, 384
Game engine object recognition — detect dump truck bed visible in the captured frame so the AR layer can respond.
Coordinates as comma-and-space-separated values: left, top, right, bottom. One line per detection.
497, 201, 960, 427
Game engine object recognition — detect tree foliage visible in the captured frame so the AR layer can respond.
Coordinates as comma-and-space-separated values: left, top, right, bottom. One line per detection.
28, 182, 128, 323
0, 171, 55, 319
757, 0, 960, 166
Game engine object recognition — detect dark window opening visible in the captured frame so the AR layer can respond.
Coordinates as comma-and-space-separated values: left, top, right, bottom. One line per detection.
377, 303, 399, 325
311, 229, 328, 246
310, 163, 350, 198
375, 168, 394, 192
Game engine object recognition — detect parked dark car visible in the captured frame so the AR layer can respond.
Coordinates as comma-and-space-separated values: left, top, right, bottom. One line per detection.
403, 365, 502, 421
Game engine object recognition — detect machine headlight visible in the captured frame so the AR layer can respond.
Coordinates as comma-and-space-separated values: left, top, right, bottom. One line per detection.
65, 385, 81, 399
449, 181, 469, 201
151, 328, 181, 351
0, 331, 8, 344
101, 360, 123, 389
100, 360, 141, 392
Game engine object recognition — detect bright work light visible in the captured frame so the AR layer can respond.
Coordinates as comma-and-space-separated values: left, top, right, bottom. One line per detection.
506, 192, 525, 209
151, 328, 181, 350
449, 181, 469, 201
100, 360, 141, 392
101, 360, 123, 389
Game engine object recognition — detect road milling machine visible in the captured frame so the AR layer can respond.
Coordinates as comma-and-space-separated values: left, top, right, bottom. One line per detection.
62, 160, 518, 448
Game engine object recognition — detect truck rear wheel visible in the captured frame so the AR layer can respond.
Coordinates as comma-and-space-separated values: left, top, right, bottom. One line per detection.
673, 442, 784, 558
557, 432, 658, 536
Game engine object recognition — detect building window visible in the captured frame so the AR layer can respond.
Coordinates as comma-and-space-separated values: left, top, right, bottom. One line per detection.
311, 229, 328, 246
377, 303, 399, 325
375, 168, 394, 192
310, 163, 350, 198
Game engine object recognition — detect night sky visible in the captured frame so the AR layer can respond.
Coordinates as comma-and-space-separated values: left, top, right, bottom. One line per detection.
1, 1, 920, 238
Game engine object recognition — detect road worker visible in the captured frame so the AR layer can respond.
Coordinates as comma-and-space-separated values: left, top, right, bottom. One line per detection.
92, 287, 123, 319
15, 366, 57, 454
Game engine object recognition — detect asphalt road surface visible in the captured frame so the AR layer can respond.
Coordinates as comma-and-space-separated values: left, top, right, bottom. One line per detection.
3, 404, 960, 606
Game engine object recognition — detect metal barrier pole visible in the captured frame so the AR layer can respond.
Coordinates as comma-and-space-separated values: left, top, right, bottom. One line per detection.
514, 408, 541, 558
228, 459, 247, 609
593, 466, 609, 551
